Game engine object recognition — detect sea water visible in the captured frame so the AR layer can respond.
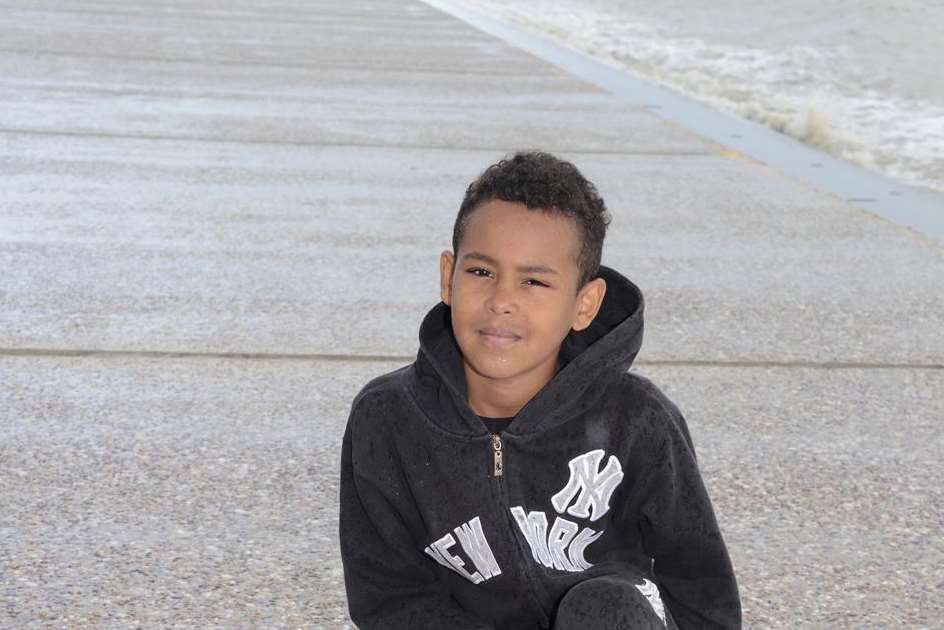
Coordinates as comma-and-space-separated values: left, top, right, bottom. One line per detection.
458, 0, 944, 195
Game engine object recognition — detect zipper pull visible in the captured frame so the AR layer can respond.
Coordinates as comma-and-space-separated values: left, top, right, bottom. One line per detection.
492, 433, 503, 478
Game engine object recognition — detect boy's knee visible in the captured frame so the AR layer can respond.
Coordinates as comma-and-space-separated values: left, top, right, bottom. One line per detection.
552, 575, 674, 630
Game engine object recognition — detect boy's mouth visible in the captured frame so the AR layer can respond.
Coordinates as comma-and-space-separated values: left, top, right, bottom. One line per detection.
478, 327, 522, 348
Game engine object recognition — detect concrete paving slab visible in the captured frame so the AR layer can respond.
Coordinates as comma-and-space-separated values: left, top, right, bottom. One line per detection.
0, 3, 555, 75
0, 53, 614, 111
0, 52, 710, 153
2, 0, 448, 21
3, 135, 942, 365
653, 364, 944, 628
0, 355, 374, 629
0, 88, 710, 153
1, 356, 940, 628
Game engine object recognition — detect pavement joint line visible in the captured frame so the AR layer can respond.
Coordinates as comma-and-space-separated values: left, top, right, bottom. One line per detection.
0, 128, 716, 157
1, 347, 940, 370
0, 48, 562, 78
3, 83, 659, 114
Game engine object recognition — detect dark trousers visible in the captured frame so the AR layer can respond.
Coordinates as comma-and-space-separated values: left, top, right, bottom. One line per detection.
552, 575, 679, 630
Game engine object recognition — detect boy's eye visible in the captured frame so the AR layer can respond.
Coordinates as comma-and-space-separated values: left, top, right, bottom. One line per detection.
467, 268, 547, 287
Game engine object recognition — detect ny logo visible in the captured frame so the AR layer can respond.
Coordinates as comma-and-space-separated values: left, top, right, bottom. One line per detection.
551, 449, 624, 522
511, 449, 624, 573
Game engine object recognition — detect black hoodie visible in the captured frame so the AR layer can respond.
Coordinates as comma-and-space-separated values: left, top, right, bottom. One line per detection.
339, 265, 741, 629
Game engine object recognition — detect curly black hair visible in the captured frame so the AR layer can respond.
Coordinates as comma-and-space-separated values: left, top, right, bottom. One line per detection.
452, 151, 611, 292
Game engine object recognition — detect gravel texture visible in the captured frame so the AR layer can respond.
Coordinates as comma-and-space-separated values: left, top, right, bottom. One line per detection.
2, 359, 941, 627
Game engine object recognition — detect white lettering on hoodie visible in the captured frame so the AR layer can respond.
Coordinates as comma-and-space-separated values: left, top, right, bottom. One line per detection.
423, 449, 623, 582
424, 516, 501, 584
511, 449, 622, 572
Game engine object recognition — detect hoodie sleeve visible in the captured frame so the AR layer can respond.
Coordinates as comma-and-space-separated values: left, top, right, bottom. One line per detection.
339, 397, 495, 630
619, 385, 742, 629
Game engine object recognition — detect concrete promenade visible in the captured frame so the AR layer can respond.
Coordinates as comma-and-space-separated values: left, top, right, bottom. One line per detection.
1, 1, 942, 628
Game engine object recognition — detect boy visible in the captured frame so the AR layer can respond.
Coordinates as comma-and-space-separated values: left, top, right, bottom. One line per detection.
339, 152, 741, 629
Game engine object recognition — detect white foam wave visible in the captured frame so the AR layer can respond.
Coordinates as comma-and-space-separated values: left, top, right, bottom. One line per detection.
458, 0, 944, 194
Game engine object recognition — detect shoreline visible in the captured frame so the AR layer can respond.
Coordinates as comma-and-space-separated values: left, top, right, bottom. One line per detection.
423, 0, 944, 245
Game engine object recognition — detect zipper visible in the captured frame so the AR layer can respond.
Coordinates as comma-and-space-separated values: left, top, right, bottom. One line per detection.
486, 432, 551, 628
492, 433, 504, 477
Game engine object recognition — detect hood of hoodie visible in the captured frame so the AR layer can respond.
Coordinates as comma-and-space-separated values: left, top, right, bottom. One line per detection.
409, 264, 644, 438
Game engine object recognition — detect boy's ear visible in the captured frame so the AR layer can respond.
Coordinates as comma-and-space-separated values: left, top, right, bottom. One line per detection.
572, 278, 606, 331
439, 250, 455, 305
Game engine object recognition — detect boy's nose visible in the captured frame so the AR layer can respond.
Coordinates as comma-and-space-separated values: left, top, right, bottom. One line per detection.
485, 285, 517, 314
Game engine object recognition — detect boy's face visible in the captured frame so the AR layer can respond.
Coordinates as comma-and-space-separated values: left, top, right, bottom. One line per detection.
439, 199, 606, 396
